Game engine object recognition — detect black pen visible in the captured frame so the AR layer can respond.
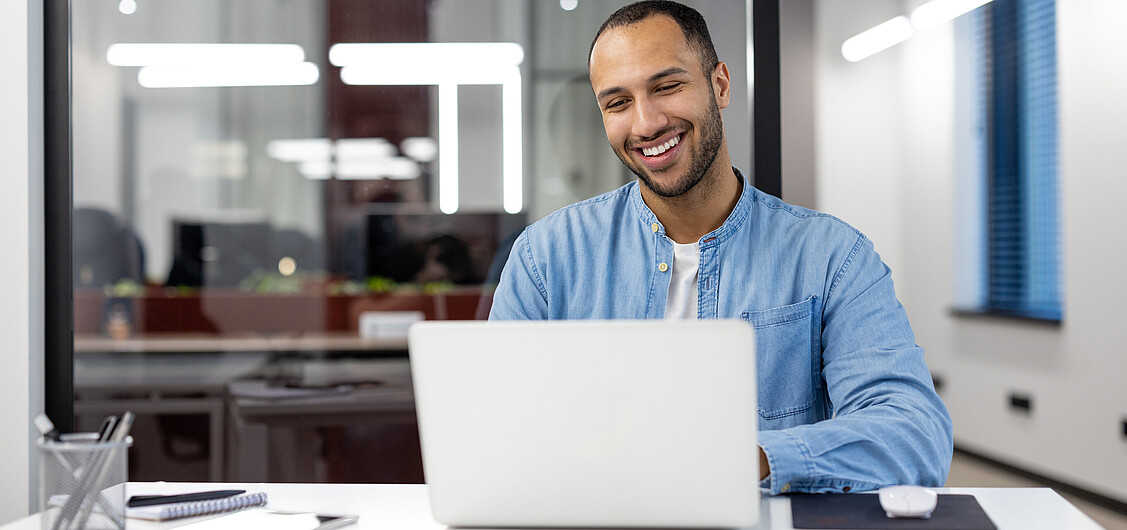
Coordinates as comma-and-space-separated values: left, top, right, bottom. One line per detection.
97, 415, 118, 442
127, 490, 246, 507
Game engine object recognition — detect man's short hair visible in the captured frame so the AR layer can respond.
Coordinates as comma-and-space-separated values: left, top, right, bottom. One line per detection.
588, 1, 720, 75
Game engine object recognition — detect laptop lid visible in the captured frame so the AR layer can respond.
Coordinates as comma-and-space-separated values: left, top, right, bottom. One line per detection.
408, 319, 759, 528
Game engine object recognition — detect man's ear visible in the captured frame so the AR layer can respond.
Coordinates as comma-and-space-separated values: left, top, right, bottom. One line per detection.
712, 62, 731, 109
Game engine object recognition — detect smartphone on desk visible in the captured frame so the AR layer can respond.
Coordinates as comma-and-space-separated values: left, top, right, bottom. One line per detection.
172, 509, 358, 529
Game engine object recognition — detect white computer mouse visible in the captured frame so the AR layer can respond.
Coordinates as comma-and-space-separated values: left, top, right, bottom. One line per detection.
878, 485, 938, 519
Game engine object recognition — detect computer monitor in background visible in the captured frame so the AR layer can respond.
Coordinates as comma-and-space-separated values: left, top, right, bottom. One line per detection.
167, 219, 273, 288
365, 212, 525, 286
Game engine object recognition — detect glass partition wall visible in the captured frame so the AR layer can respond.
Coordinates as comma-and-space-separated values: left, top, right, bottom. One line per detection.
70, 0, 751, 483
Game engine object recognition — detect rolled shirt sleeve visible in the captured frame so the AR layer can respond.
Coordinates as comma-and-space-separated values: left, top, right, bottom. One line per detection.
757, 235, 953, 494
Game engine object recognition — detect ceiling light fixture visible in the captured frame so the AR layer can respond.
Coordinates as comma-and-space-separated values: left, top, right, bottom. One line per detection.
841, 16, 914, 62
842, 0, 995, 62
108, 43, 317, 88
108, 43, 306, 66
329, 42, 525, 214
137, 63, 319, 88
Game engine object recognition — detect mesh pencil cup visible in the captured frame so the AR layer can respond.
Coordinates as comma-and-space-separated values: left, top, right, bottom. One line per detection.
38, 434, 132, 530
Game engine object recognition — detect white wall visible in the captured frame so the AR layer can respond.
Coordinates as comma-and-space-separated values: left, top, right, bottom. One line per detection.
814, 0, 906, 276
813, 0, 1127, 503
0, 0, 43, 523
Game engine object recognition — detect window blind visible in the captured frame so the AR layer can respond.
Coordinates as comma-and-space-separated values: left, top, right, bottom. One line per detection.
982, 0, 1061, 321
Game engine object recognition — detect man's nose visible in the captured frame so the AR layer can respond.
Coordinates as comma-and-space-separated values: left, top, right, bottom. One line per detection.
631, 97, 668, 139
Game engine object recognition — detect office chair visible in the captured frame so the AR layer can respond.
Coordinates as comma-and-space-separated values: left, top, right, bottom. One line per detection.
73, 207, 146, 289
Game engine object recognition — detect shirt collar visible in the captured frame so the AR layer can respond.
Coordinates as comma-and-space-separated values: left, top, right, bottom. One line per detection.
629, 167, 754, 248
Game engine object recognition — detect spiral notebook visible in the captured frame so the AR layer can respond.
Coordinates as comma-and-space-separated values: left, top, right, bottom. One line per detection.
126, 492, 268, 521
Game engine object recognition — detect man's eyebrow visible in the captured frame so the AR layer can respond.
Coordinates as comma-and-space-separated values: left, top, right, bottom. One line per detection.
595, 67, 693, 101
596, 85, 626, 101
647, 66, 691, 84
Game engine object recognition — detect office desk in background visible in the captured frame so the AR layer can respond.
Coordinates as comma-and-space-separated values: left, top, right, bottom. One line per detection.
73, 333, 415, 483
74, 333, 409, 356
0, 483, 1103, 529
70, 284, 487, 483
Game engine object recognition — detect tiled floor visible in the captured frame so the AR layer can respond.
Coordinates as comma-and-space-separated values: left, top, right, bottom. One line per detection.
945, 451, 1127, 530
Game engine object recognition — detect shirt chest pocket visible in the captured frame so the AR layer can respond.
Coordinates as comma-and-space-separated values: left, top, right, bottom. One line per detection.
741, 296, 820, 420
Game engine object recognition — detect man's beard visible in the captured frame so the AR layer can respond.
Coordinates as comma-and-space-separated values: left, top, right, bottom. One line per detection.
615, 96, 724, 199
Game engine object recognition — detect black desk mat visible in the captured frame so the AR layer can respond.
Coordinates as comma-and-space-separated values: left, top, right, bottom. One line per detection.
790, 493, 997, 529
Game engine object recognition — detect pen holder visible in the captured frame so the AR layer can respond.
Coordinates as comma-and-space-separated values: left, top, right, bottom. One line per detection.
38, 435, 132, 530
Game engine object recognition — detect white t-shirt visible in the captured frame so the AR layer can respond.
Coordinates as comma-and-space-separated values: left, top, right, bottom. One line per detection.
664, 241, 700, 320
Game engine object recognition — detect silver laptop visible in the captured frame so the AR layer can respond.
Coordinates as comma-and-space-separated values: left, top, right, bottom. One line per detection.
408, 320, 759, 528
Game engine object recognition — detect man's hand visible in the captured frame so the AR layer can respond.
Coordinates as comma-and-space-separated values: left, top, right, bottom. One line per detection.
759, 446, 770, 480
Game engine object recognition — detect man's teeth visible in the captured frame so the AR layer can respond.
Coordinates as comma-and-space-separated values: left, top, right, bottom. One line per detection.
641, 135, 679, 157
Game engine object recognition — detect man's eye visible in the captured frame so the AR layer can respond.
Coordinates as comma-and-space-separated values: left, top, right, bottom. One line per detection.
657, 83, 681, 92
606, 99, 627, 110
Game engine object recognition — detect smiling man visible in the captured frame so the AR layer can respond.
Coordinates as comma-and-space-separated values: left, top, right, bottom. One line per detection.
489, 1, 953, 495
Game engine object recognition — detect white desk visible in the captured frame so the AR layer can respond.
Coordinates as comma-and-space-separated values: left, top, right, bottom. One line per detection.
1, 482, 1103, 529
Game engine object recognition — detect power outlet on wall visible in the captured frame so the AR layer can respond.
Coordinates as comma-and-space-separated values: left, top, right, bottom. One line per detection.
1009, 393, 1033, 413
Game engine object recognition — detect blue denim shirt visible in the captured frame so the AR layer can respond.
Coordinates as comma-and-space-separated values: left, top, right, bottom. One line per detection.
489, 170, 953, 495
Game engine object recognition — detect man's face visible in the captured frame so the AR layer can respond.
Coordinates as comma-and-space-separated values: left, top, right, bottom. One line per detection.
589, 15, 729, 198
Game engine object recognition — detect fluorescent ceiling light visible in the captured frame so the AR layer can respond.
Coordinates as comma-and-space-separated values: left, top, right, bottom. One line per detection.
911, 0, 994, 31
841, 16, 914, 62
266, 139, 333, 163
270, 137, 422, 181
502, 76, 523, 215
340, 66, 516, 86
329, 42, 523, 70
337, 158, 420, 180
267, 138, 399, 163
297, 158, 421, 181
401, 137, 438, 163
299, 161, 333, 180
439, 84, 460, 214
329, 42, 526, 214
334, 42, 523, 86
107, 43, 305, 66
137, 63, 319, 88
332, 42, 523, 85
336, 138, 397, 160
842, 0, 993, 62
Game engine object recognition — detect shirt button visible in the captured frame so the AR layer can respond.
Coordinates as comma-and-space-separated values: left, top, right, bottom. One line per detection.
651, 223, 660, 232
658, 262, 669, 272
781, 483, 791, 493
